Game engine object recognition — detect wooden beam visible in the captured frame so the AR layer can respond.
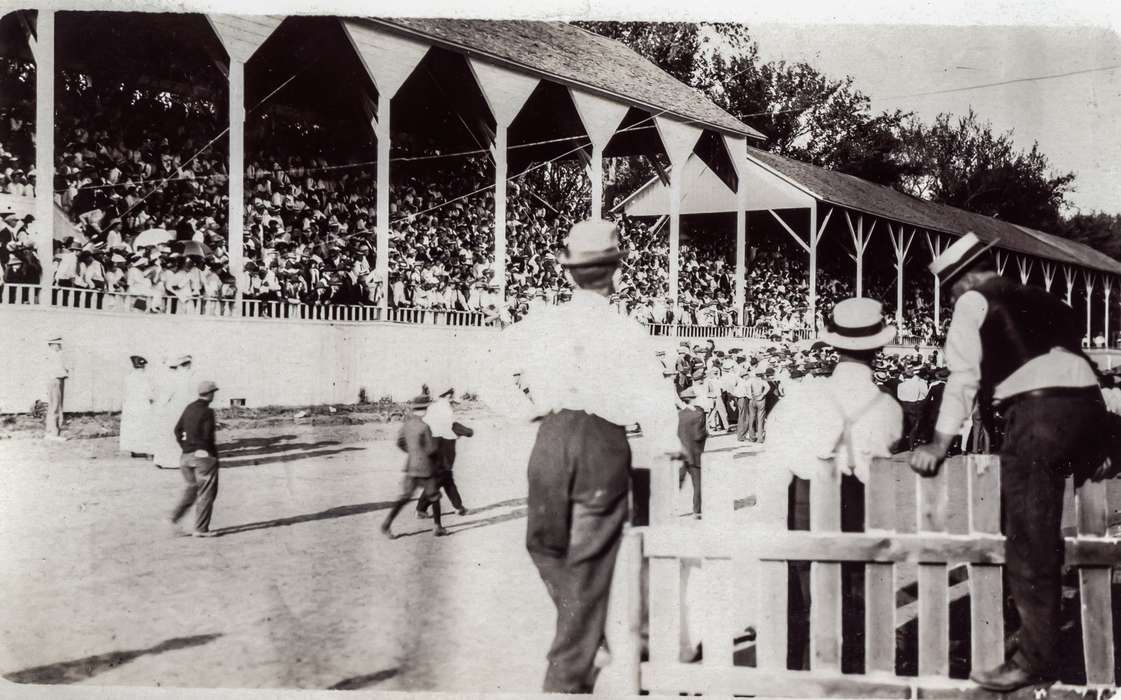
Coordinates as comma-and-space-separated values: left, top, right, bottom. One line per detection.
770, 210, 811, 254
1075, 480, 1115, 685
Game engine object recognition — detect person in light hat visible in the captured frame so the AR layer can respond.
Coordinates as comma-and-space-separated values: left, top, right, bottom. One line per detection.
765, 297, 903, 671
415, 387, 474, 520
120, 355, 156, 457
911, 232, 1111, 692
44, 336, 69, 441
170, 380, 221, 537
153, 354, 196, 470
485, 218, 680, 693
381, 393, 448, 539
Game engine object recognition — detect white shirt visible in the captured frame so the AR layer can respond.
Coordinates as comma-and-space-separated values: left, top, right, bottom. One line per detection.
935, 290, 1099, 435
766, 362, 902, 483
488, 289, 679, 457
896, 376, 929, 403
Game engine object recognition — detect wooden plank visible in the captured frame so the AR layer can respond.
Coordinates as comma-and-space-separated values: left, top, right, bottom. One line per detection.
701, 558, 736, 668
642, 662, 913, 698
966, 454, 1004, 675
865, 458, 897, 674
917, 466, 949, 677
643, 524, 1121, 566
755, 561, 788, 671
810, 459, 842, 671
647, 557, 682, 667
1075, 480, 1115, 686
609, 529, 643, 696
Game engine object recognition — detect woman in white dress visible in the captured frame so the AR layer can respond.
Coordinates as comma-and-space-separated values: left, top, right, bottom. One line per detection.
152, 355, 196, 470
119, 355, 155, 457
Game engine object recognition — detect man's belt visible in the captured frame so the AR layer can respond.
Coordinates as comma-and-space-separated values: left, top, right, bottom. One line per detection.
994, 385, 1103, 412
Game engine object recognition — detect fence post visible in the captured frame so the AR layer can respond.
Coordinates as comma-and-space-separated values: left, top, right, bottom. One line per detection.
603, 528, 643, 696
865, 457, 898, 675
966, 454, 1004, 676
809, 458, 842, 671
916, 458, 951, 677
1074, 478, 1115, 685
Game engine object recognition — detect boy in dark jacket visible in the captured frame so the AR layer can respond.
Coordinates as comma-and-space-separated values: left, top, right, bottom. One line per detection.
677, 386, 709, 519
171, 380, 220, 537
382, 395, 447, 538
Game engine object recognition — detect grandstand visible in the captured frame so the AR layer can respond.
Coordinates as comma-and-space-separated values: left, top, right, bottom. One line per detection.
2, 10, 1121, 414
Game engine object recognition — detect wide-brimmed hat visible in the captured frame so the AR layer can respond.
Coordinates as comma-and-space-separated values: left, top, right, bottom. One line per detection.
820, 298, 897, 351
167, 354, 193, 368
557, 219, 627, 268
679, 386, 697, 400
929, 232, 998, 287
197, 380, 219, 396
409, 394, 431, 409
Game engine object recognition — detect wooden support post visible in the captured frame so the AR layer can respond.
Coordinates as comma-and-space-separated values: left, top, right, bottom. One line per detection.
604, 529, 643, 696
228, 58, 245, 309
654, 117, 702, 307
1075, 479, 1115, 685
374, 93, 391, 310
1016, 254, 1034, 286
846, 212, 875, 298
570, 88, 626, 220
925, 232, 946, 329
916, 461, 950, 677
864, 457, 897, 675
33, 9, 55, 300
889, 224, 915, 334
966, 454, 1004, 675
722, 135, 749, 324
808, 206, 819, 330
1084, 271, 1096, 345
1103, 277, 1113, 348
994, 250, 1008, 277
1064, 265, 1075, 306
1042, 261, 1056, 293
494, 124, 508, 306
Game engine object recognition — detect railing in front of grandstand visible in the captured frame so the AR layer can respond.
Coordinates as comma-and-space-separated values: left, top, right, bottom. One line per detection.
645, 323, 817, 341
0, 283, 495, 328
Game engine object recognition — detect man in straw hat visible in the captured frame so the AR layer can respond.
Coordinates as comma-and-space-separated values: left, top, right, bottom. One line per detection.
912, 232, 1112, 691
765, 297, 903, 671
486, 219, 681, 693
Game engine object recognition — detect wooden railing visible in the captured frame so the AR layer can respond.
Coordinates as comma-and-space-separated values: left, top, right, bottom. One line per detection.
613, 454, 1121, 697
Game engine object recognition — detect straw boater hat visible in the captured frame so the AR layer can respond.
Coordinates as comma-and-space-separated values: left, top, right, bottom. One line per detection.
929, 232, 998, 287
820, 298, 897, 351
557, 219, 627, 268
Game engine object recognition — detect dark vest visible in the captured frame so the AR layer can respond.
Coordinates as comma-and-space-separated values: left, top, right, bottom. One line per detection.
976, 276, 1082, 389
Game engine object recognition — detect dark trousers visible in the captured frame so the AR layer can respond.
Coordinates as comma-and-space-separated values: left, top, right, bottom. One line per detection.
747, 398, 767, 441
679, 465, 701, 514
787, 475, 866, 672
900, 401, 924, 450
527, 410, 631, 693
1000, 392, 1107, 676
418, 470, 464, 513
171, 455, 220, 533
735, 397, 749, 441
384, 475, 443, 529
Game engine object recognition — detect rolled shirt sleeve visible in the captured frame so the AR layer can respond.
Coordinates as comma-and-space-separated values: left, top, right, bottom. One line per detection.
935, 291, 987, 436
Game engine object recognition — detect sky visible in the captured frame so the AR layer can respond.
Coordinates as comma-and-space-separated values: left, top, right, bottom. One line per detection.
746, 23, 1121, 215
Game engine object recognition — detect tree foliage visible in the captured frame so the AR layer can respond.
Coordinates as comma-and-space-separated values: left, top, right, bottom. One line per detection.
896, 110, 1075, 230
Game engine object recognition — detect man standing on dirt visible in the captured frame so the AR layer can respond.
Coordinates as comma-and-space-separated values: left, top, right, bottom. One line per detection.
44, 336, 68, 441
381, 395, 447, 539
489, 219, 680, 694
417, 387, 474, 519
170, 380, 221, 537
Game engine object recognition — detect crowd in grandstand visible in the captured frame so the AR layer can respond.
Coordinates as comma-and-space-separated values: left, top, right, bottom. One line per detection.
0, 69, 954, 339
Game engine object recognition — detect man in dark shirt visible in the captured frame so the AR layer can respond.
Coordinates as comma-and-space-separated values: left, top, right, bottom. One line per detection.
170, 380, 220, 537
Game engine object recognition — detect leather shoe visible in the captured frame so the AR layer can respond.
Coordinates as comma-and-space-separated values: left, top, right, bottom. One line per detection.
970, 660, 1055, 692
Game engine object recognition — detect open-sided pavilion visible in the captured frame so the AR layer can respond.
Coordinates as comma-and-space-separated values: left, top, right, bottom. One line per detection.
618, 144, 1121, 343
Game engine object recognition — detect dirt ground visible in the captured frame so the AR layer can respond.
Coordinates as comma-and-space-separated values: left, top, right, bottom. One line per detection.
1, 409, 1118, 693
0, 407, 555, 693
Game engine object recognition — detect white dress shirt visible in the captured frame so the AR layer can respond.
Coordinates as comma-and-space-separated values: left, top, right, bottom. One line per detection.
487, 289, 680, 457
896, 376, 929, 403
766, 362, 902, 483
935, 290, 1099, 435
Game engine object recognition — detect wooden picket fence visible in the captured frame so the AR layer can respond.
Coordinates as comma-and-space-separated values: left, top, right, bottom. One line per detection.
612, 454, 1121, 698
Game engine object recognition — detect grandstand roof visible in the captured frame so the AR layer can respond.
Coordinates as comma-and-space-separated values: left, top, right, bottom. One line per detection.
366, 18, 764, 141
744, 146, 1121, 275
618, 145, 1121, 276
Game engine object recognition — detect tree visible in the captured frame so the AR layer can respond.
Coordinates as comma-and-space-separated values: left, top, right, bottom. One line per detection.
577, 21, 913, 189
1057, 212, 1121, 260
897, 110, 1075, 230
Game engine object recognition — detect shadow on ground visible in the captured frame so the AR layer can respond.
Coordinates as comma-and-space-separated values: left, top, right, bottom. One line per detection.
328, 667, 399, 690
3, 633, 222, 684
